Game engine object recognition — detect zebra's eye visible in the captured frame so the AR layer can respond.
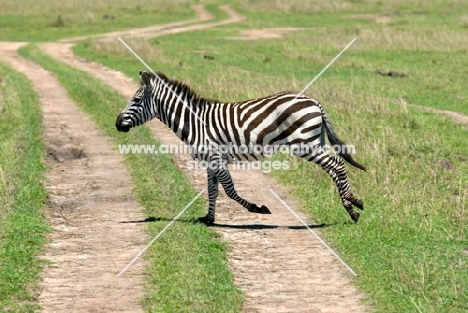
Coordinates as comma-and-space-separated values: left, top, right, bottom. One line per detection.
133, 97, 141, 102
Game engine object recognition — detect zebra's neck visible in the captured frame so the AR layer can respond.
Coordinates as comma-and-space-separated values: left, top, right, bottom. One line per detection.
150, 72, 214, 145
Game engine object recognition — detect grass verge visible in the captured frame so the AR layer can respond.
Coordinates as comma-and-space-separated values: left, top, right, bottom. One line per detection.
0, 63, 50, 312
19, 44, 243, 312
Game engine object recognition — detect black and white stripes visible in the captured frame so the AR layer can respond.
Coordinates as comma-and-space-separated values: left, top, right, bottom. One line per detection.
116, 71, 366, 224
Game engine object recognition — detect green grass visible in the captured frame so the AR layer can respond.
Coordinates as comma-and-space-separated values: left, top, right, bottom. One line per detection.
73, 2, 468, 311
0, 0, 196, 41
19, 44, 243, 312
0, 64, 50, 312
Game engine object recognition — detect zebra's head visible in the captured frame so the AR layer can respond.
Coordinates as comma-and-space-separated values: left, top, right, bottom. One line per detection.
116, 71, 156, 132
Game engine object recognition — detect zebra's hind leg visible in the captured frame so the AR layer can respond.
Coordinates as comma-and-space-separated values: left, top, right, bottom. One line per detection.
323, 155, 363, 222
198, 169, 219, 225
332, 156, 364, 212
299, 149, 363, 223
215, 165, 271, 215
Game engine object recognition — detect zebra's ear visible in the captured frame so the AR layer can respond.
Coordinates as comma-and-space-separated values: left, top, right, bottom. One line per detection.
140, 71, 152, 86
139, 71, 144, 85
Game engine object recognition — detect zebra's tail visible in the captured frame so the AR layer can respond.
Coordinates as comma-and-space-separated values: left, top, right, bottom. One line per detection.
320, 106, 366, 171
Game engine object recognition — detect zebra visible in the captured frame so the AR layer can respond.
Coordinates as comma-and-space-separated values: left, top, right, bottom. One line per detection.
116, 71, 366, 225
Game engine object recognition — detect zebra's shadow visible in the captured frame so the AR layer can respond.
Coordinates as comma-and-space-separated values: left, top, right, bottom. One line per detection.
119, 216, 190, 223
119, 217, 331, 230
211, 223, 329, 230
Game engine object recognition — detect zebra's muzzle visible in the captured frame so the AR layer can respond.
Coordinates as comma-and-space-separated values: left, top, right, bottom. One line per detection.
116, 113, 131, 133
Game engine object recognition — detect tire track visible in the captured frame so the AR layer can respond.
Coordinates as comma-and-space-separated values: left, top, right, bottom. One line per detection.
58, 5, 214, 43
39, 6, 370, 312
0, 42, 146, 312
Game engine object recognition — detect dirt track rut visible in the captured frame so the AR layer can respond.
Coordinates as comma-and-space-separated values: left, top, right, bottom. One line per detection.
0, 42, 146, 312
38, 5, 369, 312
58, 5, 214, 43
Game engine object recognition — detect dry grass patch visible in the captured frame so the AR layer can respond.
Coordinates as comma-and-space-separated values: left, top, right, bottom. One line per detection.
200, 70, 297, 101
460, 15, 468, 27
84, 38, 170, 63
232, 0, 465, 14
349, 14, 392, 24
235, 0, 353, 13
285, 27, 468, 52
1, 0, 192, 15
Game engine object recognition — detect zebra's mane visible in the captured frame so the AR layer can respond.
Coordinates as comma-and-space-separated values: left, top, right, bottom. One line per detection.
143, 71, 217, 106
142, 72, 304, 107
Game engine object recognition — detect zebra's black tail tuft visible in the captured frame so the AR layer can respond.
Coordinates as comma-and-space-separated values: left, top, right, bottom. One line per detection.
320, 107, 366, 171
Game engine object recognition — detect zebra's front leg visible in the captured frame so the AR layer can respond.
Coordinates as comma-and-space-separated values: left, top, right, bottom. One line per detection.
215, 165, 271, 216
197, 169, 219, 225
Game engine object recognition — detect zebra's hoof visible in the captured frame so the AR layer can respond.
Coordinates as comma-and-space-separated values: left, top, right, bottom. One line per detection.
349, 211, 360, 223
260, 205, 271, 214
197, 215, 214, 225
354, 199, 364, 210
248, 204, 271, 214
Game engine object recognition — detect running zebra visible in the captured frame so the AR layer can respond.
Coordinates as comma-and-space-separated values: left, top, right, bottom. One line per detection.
116, 71, 366, 224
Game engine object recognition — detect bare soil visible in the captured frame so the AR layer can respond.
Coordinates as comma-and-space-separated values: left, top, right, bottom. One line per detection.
412, 105, 468, 126
145, 5, 245, 37
226, 28, 306, 40
0, 43, 146, 312
39, 6, 370, 311
392, 98, 468, 127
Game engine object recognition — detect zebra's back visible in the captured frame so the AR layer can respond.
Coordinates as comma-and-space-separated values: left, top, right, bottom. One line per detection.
201, 92, 324, 161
